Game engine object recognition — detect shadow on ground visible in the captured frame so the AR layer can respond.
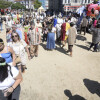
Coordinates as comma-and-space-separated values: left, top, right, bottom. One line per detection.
40, 43, 47, 50
83, 79, 100, 97
55, 47, 67, 55
75, 44, 89, 50
64, 89, 86, 100
40, 43, 68, 55
76, 35, 87, 41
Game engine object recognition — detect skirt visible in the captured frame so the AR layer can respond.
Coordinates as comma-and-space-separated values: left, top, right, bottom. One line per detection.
46, 33, 55, 49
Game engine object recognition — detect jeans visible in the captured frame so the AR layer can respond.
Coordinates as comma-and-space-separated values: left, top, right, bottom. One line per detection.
0, 23, 3, 31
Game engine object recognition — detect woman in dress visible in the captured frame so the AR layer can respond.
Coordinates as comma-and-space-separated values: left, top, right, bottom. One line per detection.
0, 38, 16, 66
0, 57, 22, 100
28, 24, 41, 57
35, 19, 42, 39
8, 32, 31, 72
46, 24, 55, 50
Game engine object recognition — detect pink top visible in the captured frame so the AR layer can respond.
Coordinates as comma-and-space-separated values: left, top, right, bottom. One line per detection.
93, 20, 97, 27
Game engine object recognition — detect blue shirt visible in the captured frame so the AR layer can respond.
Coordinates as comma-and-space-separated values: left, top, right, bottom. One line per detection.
16, 29, 22, 39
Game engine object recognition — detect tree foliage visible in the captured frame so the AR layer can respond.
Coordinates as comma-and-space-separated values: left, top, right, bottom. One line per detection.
0, 0, 26, 9
12, 2, 26, 9
34, 0, 42, 9
0, 0, 12, 9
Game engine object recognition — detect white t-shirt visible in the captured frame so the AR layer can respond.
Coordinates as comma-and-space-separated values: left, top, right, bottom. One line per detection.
51, 27, 56, 40
0, 66, 19, 90
8, 40, 27, 56
35, 23, 42, 28
51, 27, 56, 33
57, 18, 63, 24
35, 23, 42, 35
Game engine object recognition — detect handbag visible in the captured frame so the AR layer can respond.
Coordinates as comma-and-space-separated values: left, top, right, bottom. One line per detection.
15, 45, 21, 64
15, 55, 21, 64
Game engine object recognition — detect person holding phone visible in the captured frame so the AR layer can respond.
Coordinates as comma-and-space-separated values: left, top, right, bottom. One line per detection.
0, 57, 22, 100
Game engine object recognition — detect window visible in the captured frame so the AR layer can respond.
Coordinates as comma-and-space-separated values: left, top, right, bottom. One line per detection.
68, 0, 70, 3
75, 0, 77, 3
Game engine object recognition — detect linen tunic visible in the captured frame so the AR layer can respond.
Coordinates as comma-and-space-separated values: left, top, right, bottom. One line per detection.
68, 27, 77, 45
8, 40, 27, 65
28, 28, 40, 45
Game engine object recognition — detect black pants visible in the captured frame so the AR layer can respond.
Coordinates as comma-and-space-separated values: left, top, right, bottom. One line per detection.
80, 26, 86, 35
68, 45, 73, 52
0, 90, 7, 100
43, 34, 47, 42
90, 43, 98, 51
0, 85, 21, 100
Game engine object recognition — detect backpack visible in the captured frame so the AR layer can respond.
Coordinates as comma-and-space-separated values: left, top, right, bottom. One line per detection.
0, 66, 13, 100
9, 65, 13, 77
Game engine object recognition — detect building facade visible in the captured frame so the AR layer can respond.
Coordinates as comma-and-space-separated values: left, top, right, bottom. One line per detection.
49, 0, 63, 12
15, 0, 34, 9
63, 0, 93, 12
49, 0, 94, 13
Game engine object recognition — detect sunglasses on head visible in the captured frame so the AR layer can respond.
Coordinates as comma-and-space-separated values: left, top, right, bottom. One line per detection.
12, 35, 18, 38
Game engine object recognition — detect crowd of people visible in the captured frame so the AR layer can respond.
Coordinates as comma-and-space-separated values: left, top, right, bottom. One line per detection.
0, 9, 100, 100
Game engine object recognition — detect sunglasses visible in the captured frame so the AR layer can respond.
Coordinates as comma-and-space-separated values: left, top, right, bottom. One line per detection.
12, 35, 18, 38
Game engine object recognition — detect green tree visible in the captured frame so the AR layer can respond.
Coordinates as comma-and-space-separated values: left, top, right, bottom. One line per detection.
34, 0, 41, 9
11, 2, 26, 10
0, 0, 12, 9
